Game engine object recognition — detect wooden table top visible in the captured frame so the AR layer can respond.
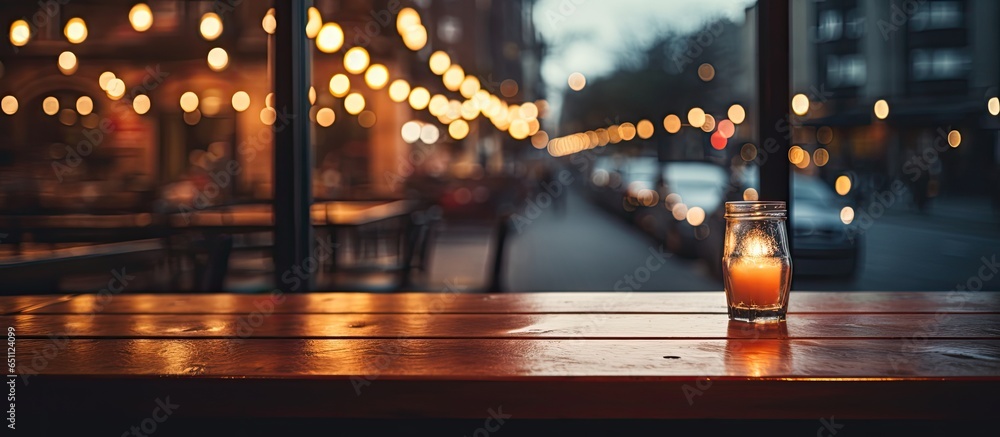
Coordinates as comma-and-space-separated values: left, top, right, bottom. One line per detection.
5, 292, 998, 420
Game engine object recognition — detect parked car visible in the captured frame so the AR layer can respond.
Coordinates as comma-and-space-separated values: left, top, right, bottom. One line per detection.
697, 170, 862, 279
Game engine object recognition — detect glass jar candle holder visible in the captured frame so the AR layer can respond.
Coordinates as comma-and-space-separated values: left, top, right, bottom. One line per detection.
722, 201, 792, 323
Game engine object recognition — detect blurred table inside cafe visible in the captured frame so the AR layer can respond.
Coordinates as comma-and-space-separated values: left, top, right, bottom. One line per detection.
5, 291, 997, 433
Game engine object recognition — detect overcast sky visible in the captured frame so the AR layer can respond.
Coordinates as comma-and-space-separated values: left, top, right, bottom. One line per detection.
533, 0, 755, 95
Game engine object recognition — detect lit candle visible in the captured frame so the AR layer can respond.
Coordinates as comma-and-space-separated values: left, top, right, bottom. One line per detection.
725, 234, 787, 308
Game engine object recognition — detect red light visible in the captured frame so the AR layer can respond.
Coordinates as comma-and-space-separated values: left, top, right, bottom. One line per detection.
711, 131, 727, 150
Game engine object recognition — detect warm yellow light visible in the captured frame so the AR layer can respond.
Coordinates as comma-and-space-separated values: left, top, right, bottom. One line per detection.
948, 130, 961, 148
316, 23, 344, 53
364, 64, 389, 90
344, 93, 365, 115
840, 206, 855, 225
129, 4, 153, 32
442, 65, 465, 92
510, 119, 529, 139
329, 74, 350, 97
207, 47, 228, 71
200, 13, 222, 41
520, 102, 539, 120
133, 94, 151, 115
788, 145, 805, 165
428, 94, 449, 116
619, 122, 637, 141
42, 96, 59, 115
265, 92, 274, 108
2, 96, 18, 115
743, 188, 759, 201
795, 150, 811, 168
989, 97, 1000, 116
687, 107, 706, 128
180, 91, 199, 113
309, 86, 316, 105
396, 8, 421, 34
388, 80, 411, 102
408, 87, 430, 110
260, 107, 276, 125
232, 91, 250, 112
636, 120, 654, 139
262, 8, 276, 35
402, 25, 427, 51
64, 17, 87, 44
835, 175, 851, 196
449, 119, 470, 140
316, 107, 335, 127
791, 93, 809, 116
873, 99, 889, 120
106, 79, 126, 100
568, 72, 586, 91
429, 51, 451, 75
10, 20, 30, 47
344, 47, 370, 74
401, 121, 421, 143
306, 7, 322, 39
459, 76, 480, 99
75, 96, 93, 116
99, 71, 116, 90
58, 51, 78, 75
460, 100, 478, 120
663, 114, 681, 133
728, 104, 746, 124
697, 63, 715, 82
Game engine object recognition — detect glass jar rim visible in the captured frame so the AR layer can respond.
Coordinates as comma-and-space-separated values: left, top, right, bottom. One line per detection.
725, 201, 787, 218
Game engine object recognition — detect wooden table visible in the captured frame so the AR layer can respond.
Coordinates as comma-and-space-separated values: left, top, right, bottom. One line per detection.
5, 292, 998, 433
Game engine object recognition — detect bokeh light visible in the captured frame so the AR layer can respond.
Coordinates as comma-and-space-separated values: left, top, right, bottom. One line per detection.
316, 108, 335, 127
133, 95, 151, 115
316, 23, 344, 53
129, 4, 153, 32
64, 17, 88, 44
2, 96, 18, 115
568, 72, 586, 91
10, 20, 30, 47
813, 148, 830, 167
58, 51, 78, 75
743, 188, 759, 201
835, 175, 851, 196
344, 93, 365, 115
207, 47, 229, 71
636, 120, 654, 139
43, 96, 59, 115
76, 96, 93, 116
697, 63, 715, 81
180, 91, 199, 113
344, 47, 370, 74
663, 114, 681, 133
329, 74, 350, 97
429, 51, 451, 75
874, 99, 889, 120
728, 104, 746, 124
408, 87, 430, 110
840, 206, 855, 225
687, 107, 706, 128
232, 91, 250, 112
364, 64, 390, 90
948, 130, 961, 148
200, 12, 222, 41
388, 80, 411, 103
791, 93, 809, 116
449, 119, 470, 140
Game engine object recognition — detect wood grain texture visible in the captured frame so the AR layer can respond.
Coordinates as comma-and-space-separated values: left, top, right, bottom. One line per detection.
18, 292, 1000, 315
7, 313, 1000, 339
0, 294, 74, 315
16, 338, 1000, 378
